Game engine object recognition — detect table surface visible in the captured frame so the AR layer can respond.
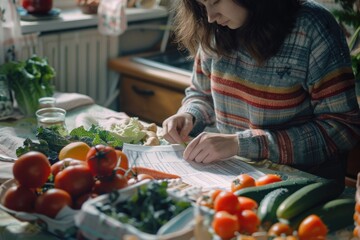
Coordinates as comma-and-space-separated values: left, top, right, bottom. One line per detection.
0, 104, 357, 240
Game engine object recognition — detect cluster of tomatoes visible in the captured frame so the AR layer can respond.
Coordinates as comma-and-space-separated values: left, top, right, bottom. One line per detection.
197, 174, 284, 239
197, 188, 260, 239
197, 173, 328, 240
1, 144, 132, 219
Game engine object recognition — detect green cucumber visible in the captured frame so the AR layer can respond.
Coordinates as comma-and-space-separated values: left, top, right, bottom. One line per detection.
257, 188, 293, 230
276, 179, 344, 220
288, 198, 355, 232
234, 178, 316, 204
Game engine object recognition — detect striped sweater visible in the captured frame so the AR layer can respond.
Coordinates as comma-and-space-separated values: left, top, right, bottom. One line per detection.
178, 1, 360, 166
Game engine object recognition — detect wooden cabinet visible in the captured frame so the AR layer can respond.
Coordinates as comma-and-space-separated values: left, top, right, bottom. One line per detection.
108, 53, 191, 125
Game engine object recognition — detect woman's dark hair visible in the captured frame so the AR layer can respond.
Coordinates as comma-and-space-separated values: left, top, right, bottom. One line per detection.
172, 0, 302, 64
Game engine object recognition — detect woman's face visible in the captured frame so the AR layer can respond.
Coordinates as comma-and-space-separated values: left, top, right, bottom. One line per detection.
196, 0, 248, 29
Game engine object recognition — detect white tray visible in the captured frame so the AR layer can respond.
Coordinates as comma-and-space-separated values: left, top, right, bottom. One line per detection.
75, 179, 195, 240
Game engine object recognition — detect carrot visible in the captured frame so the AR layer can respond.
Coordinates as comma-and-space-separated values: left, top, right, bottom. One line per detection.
130, 166, 180, 180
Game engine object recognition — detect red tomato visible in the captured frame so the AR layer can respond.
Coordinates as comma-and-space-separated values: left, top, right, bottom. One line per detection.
13, 151, 51, 188
35, 188, 72, 218
268, 222, 293, 236
1, 186, 37, 212
214, 191, 240, 215
51, 158, 87, 177
74, 192, 98, 210
115, 150, 129, 175
236, 209, 260, 235
22, 0, 53, 14
231, 174, 256, 192
93, 174, 128, 195
255, 174, 282, 186
86, 145, 118, 177
212, 211, 239, 240
54, 165, 95, 198
238, 196, 258, 211
298, 214, 328, 240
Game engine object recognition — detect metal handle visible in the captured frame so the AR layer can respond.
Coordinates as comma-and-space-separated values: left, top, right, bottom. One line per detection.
132, 85, 155, 96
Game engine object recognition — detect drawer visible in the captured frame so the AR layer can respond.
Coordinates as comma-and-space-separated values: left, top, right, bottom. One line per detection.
120, 76, 185, 125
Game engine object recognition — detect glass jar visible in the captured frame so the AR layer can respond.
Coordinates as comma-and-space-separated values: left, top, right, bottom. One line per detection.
0, 75, 14, 118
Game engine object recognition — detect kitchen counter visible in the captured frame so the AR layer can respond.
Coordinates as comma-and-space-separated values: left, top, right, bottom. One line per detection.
21, 6, 168, 34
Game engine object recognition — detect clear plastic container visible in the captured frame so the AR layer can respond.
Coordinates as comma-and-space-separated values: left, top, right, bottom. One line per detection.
0, 75, 13, 118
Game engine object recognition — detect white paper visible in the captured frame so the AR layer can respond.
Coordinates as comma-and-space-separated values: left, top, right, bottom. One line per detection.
122, 143, 265, 191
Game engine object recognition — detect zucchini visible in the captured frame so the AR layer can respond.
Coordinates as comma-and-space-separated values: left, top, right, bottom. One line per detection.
288, 198, 355, 232
234, 178, 316, 204
276, 179, 344, 220
257, 188, 293, 230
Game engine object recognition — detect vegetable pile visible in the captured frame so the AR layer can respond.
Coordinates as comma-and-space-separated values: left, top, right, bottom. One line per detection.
16, 118, 161, 164
0, 55, 55, 116
95, 181, 191, 234
195, 173, 354, 239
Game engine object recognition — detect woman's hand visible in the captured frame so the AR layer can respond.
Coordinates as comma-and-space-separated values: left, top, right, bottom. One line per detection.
184, 132, 239, 163
162, 113, 194, 144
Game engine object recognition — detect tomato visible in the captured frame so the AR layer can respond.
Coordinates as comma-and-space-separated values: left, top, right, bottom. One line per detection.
22, 0, 53, 14
196, 189, 223, 209
214, 191, 240, 214
212, 211, 239, 240
354, 226, 360, 238
238, 196, 258, 211
13, 151, 51, 188
51, 158, 87, 177
255, 174, 282, 186
35, 188, 72, 218
93, 174, 128, 195
273, 237, 297, 240
236, 209, 260, 235
115, 150, 129, 175
231, 174, 256, 192
54, 165, 95, 198
268, 222, 293, 236
74, 192, 98, 210
298, 214, 328, 240
86, 145, 118, 177
356, 202, 360, 213
2, 186, 37, 212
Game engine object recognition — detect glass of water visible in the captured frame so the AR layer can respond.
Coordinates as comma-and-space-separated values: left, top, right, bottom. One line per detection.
35, 107, 67, 134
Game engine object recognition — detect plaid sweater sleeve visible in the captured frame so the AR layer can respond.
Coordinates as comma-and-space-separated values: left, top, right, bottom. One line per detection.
178, 2, 360, 166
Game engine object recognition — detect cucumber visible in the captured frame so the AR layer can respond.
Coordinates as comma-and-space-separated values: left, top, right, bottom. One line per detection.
276, 179, 344, 220
288, 198, 355, 232
234, 178, 316, 204
257, 188, 293, 230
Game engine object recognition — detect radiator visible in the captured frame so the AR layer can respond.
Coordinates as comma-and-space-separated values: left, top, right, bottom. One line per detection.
20, 28, 120, 107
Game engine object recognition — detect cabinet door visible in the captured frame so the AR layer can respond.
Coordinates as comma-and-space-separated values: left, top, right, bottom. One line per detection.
121, 76, 185, 125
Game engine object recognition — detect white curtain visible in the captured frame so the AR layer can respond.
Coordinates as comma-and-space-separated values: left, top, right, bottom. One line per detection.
0, 0, 22, 64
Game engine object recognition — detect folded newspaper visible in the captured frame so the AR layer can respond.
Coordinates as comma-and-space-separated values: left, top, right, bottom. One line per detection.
122, 143, 266, 192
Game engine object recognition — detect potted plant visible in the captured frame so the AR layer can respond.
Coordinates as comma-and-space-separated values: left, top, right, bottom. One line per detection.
332, 0, 360, 96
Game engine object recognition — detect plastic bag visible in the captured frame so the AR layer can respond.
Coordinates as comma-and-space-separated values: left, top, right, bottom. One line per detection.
0, 0, 23, 64
98, 0, 127, 36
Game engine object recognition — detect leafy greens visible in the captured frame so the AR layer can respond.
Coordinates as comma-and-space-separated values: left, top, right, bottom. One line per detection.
0, 55, 55, 116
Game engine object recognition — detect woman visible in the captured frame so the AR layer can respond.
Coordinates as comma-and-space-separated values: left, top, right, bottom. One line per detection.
162, 0, 360, 184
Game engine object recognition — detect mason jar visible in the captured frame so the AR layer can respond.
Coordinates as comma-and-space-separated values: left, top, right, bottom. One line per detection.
0, 75, 14, 118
